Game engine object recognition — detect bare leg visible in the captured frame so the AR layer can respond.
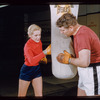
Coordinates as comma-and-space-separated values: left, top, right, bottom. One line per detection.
32, 77, 43, 97
77, 87, 87, 96
18, 79, 30, 97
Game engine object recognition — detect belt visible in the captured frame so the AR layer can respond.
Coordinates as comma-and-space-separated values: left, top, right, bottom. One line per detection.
88, 62, 100, 67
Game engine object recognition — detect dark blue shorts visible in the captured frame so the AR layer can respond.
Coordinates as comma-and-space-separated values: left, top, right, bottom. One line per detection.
19, 64, 42, 81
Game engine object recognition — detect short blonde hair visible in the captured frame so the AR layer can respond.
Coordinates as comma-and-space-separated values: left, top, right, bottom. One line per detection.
27, 24, 41, 37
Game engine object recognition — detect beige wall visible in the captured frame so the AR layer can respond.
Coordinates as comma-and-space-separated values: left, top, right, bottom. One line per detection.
87, 13, 100, 38
78, 13, 100, 38
78, 16, 87, 26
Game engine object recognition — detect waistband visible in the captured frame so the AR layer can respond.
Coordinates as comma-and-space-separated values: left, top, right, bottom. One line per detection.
88, 62, 100, 67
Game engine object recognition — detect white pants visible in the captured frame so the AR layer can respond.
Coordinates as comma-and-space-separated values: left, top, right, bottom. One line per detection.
78, 65, 100, 96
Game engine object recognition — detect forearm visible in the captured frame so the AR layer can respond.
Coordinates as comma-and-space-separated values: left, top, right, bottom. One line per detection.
43, 44, 51, 55
28, 52, 46, 65
70, 57, 90, 68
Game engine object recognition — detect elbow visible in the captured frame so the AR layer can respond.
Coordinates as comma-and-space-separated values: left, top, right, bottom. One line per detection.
28, 59, 36, 66
78, 58, 90, 68
82, 64, 89, 68
28, 61, 34, 66
81, 62, 90, 68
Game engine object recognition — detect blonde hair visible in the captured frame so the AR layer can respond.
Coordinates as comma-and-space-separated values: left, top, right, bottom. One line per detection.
27, 24, 41, 37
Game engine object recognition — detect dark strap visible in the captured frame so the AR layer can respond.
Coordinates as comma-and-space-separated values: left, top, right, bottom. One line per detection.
93, 66, 98, 95
88, 62, 100, 95
88, 63, 99, 95
88, 62, 100, 67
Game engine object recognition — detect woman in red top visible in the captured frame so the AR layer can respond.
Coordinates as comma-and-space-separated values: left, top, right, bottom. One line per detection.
18, 24, 51, 97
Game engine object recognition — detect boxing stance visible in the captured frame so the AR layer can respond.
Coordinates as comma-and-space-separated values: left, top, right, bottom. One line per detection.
18, 24, 51, 97
56, 13, 100, 96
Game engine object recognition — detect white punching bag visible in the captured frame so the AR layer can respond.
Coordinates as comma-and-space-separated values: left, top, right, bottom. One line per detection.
50, 5, 79, 79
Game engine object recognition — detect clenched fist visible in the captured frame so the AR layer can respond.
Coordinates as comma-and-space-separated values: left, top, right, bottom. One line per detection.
40, 57, 47, 64
56, 50, 72, 64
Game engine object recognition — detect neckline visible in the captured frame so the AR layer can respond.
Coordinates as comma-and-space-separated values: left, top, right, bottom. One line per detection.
29, 38, 40, 44
73, 25, 83, 36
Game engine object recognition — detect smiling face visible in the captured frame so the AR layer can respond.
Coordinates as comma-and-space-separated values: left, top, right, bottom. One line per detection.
27, 24, 42, 43
30, 30, 41, 43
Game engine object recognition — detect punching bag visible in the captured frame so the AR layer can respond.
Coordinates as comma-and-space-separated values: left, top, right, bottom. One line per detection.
50, 5, 79, 79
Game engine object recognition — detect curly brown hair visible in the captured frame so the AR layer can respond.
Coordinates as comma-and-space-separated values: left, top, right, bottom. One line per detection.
56, 13, 77, 28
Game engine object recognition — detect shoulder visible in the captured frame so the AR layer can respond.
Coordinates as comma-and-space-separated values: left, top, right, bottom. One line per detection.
24, 42, 31, 52
24, 39, 33, 51
77, 26, 92, 38
79, 26, 94, 34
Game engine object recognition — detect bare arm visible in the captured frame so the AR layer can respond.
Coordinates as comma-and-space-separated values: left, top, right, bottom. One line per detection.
70, 49, 90, 68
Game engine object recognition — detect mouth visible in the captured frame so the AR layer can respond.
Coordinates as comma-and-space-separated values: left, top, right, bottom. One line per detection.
36, 40, 40, 42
